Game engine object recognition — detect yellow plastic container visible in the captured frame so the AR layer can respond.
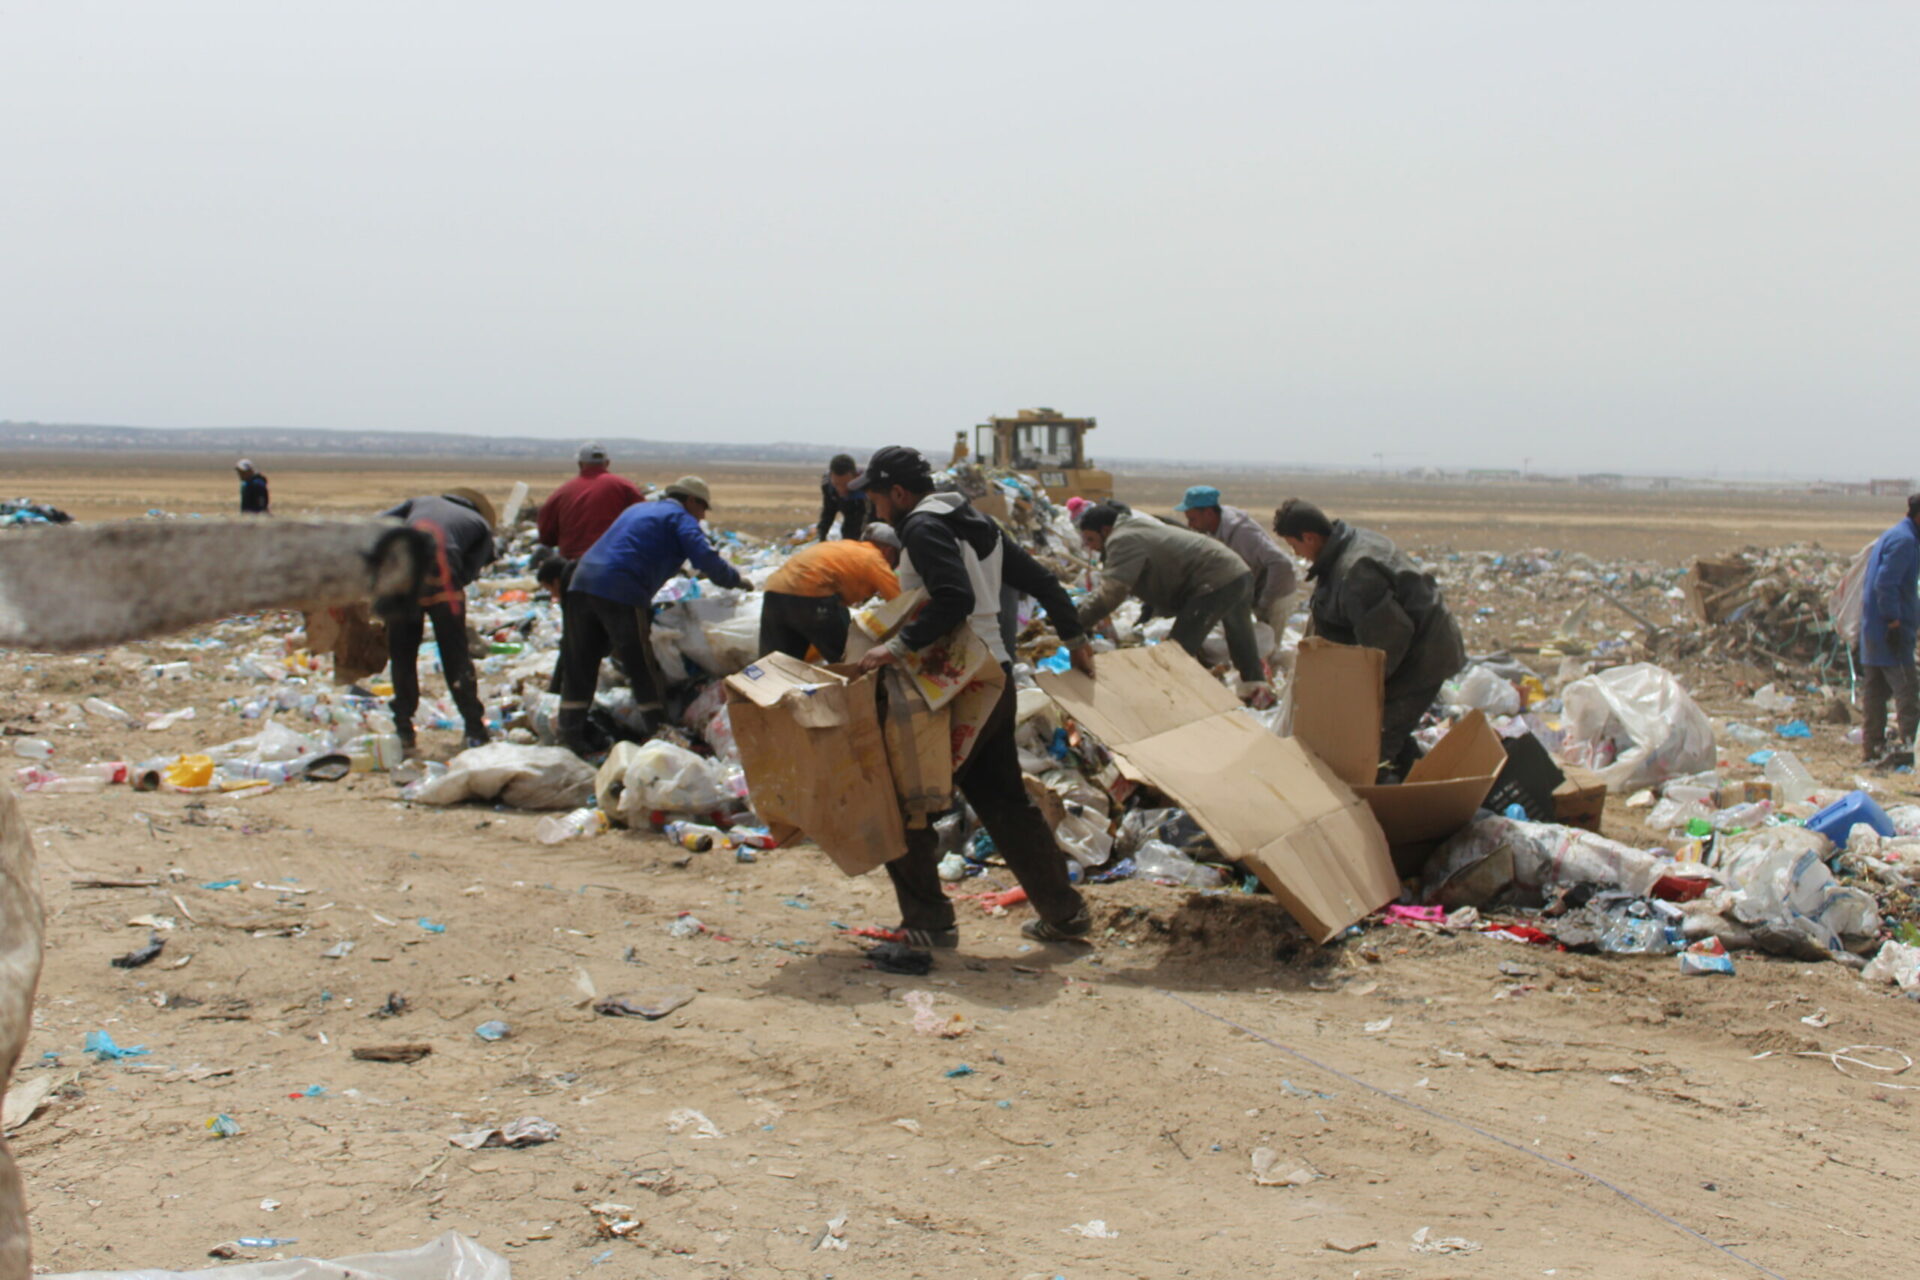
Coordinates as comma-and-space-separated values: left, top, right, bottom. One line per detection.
163, 755, 215, 789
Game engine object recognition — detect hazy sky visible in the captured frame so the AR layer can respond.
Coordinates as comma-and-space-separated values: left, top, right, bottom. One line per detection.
5, 2, 1917, 472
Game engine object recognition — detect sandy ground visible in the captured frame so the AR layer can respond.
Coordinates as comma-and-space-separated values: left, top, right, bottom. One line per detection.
3, 458, 1918, 1278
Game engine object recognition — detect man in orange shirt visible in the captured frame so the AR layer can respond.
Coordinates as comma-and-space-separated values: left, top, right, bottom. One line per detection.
758, 524, 902, 662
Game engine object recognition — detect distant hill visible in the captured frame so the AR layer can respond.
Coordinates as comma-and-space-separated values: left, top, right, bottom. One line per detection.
0, 420, 853, 464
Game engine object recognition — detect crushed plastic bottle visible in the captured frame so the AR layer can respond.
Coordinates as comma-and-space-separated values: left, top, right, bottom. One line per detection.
534, 807, 608, 845
1763, 750, 1817, 806
1132, 839, 1229, 889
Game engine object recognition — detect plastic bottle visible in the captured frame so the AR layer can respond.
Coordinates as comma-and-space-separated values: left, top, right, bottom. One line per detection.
1132, 839, 1229, 889
36, 776, 107, 795
1764, 750, 1817, 805
82, 697, 136, 725
535, 807, 607, 844
75, 761, 131, 784
12, 739, 53, 761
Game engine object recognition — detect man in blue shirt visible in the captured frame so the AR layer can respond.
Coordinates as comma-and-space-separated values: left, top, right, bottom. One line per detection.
1860, 494, 1920, 765
236, 460, 270, 515
558, 476, 743, 752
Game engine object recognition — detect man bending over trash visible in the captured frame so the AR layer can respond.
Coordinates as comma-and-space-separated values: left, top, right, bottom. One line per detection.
1274, 498, 1466, 780
381, 488, 498, 754
558, 476, 742, 752
758, 523, 903, 662
853, 445, 1095, 946
1074, 500, 1272, 703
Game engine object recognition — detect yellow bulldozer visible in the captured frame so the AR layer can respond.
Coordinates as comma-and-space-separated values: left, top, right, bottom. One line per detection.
954, 408, 1114, 512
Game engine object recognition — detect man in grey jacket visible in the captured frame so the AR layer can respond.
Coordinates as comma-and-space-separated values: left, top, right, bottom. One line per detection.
1075, 502, 1269, 693
1176, 485, 1300, 635
1274, 498, 1466, 778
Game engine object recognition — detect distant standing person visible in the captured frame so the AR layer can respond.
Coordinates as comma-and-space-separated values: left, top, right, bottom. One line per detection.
1858, 494, 1920, 766
817, 453, 867, 542
1073, 501, 1270, 696
557, 477, 743, 752
1273, 499, 1466, 779
758, 524, 902, 662
236, 460, 269, 515
536, 442, 645, 560
382, 489, 498, 753
1175, 485, 1299, 635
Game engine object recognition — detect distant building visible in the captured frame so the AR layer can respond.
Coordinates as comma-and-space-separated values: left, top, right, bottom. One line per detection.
1870, 478, 1913, 496
1466, 468, 1522, 482
1577, 473, 1625, 489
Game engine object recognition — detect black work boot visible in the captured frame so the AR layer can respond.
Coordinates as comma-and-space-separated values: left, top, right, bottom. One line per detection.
556, 707, 593, 757
1020, 905, 1093, 944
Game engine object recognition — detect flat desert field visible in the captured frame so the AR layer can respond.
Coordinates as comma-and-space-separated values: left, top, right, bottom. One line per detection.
2, 448, 1894, 561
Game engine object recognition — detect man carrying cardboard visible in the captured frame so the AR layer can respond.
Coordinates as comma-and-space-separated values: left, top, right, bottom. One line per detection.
758, 524, 903, 662
1274, 498, 1466, 779
852, 446, 1095, 946
1074, 501, 1270, 698
1175, 485, 1300, 637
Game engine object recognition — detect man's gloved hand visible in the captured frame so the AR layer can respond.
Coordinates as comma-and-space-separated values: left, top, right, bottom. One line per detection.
1069, 643, 1096, 677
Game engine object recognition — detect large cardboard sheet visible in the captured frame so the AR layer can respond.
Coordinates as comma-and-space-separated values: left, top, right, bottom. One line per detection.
1039, 645, 1397, 941
725, 654, 904, 876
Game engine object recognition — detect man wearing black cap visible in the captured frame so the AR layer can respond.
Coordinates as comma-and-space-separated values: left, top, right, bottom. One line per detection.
853, 445, 1096, 946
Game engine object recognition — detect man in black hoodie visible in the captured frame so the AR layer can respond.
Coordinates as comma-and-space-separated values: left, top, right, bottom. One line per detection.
382, 489, 498, 753
853, 446, 1096, 946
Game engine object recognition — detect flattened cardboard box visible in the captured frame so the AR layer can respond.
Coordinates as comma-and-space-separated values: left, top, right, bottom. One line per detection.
725, 653, 905, 876
1291, 638, 1507, 849
1039, 644, 1397, 942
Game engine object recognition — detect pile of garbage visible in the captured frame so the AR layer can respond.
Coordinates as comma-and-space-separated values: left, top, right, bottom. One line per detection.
1, 496, 73, 527
1668, 546, 1857, 673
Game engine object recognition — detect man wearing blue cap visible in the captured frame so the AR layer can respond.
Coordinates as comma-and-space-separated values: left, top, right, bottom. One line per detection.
1175, 485, 1300, 639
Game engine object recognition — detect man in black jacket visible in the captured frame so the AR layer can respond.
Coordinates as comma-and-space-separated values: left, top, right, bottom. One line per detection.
816, 453, 867, 542
382, 489, 498, 753
853, 446, 1095, 946
1275, 499, 1466, 779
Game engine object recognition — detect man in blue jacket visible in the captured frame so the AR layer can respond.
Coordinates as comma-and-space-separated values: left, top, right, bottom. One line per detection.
1860, 494, 1920, 765
558, 476, 743, 751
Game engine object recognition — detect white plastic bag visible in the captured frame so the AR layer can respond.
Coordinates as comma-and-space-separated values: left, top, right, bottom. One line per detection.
1827, 540, 1874, 647
1424, 816, 1673, 906
1861, 940, 1920, 990
1053, 806, 1113, 869
662, 593, 763, 676
620, 740, 730, 822
1446, 665, 1522, 716
1561, 663, 1715, 793
407, 744, 594, 811
1720, 826, 1879, 955
45, 1231, 510, 1280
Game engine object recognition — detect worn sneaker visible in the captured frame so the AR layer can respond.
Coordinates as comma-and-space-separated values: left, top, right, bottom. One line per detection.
463, 729, 492, 750
896, 925, 960, 950
1020, 906, 1093, 944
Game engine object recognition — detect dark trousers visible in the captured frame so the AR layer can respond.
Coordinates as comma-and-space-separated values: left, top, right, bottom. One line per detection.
1169, 574, 1265, 685
1862, 658, 1918, 759
388, 597, 487, 735
884, 672, 1086, 933
1380, 677, 1447, 780
758, 591, 852, 663
560, 591, 663, 715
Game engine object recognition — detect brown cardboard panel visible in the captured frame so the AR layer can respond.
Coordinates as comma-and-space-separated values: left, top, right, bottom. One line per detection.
1290, 638, 1387, 787
1354, 711, 1506, 847
726, 657, 905, 876
1554, 764, 1607, 832
1041, 646, 1397, 942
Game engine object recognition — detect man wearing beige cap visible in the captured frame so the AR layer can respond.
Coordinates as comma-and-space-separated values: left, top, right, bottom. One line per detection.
558, 476, 742, 751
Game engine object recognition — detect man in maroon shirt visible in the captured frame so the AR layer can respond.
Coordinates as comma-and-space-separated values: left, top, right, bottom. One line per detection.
536, 443, 646, 560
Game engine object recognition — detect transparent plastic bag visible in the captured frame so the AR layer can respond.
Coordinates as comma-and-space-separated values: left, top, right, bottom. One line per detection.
618, 740, 730, 822
1561, 663, 1715, 792
1053, 805, 1113, 869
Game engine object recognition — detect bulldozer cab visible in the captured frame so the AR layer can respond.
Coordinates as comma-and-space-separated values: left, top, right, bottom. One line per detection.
972, 408, 1113, 505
